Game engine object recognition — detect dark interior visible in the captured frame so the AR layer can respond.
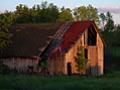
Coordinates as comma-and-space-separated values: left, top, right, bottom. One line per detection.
84, 49, 88, 59
67, 62, 72, 75
87, 26, 97, 45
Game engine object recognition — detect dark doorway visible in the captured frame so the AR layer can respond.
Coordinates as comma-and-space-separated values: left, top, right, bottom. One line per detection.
84, 49, 88, 59
67, 62, 72, 75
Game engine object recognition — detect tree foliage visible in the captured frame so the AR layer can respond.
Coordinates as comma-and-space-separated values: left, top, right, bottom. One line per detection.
0, 11, 14, 31
73, 5, 99, 23
76, 46, 86, 74
101, 12, 120, 47
104, 12, 114, 32
0, 11, 13, 52
15, 4, 31, 23
102, 24, 120, 47
99, 13, 106, 30
0, 3, 101, 24
14, 2, 59, 23
58, 7, 73, 22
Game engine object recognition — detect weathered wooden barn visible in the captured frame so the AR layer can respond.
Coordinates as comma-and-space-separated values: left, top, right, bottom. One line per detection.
1, 23, 63, 73
1, 21, 104, 75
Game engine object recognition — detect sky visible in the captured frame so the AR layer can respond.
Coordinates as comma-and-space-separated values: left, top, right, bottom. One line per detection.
0, 0, 120, 24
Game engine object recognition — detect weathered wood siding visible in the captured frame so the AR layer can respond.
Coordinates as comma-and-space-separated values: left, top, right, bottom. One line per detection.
2, 57, 39, 73
88, 46, 98, 75
97, 33, 104, 75
48, 56, 65, 75
64, 37, 82, 74
83, 28, 104, 75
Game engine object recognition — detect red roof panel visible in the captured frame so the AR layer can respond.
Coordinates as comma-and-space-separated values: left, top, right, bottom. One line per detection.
49, 21, 93, 58
60, 21, 92, 50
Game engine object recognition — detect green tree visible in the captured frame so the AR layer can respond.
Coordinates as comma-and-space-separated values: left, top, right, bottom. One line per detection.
31, 5, 41, 23
73, 5, 99, 24
14, 2, 59, 23
0, 11, 14, 31
0, 32, 12, 49
58, 7, 73, 22
0, 12, 13, 54
106, 11, 112, 19
116, 25, 120, 31
105, 12, 114, 32
76, 46, 86, 74
15, 4, 31, 23
40, 2, 59, 22
87, 5, 99, 22
99, 13, 106, 30
74, 6, 87, 21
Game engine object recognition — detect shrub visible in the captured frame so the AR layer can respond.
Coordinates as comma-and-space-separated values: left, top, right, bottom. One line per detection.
0, 62, 10, 74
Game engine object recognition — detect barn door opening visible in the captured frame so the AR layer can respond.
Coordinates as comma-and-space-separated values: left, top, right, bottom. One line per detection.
84, 49, 88, 59
67, 62, 72, 75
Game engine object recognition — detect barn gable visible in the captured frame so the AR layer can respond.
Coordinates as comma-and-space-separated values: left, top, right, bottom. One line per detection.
46, 21, 104, 76
48, 21, 104, 59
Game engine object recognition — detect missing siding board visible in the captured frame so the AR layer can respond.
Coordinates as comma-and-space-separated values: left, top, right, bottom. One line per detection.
84, 49, 88, 59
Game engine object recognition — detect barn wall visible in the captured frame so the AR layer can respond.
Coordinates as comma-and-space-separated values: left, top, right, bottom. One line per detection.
2, 57, 39, 73
88, 46, 98, 75
47, 32, 88, 75
83, 27, 104, 75
83, 29, 88, 46
64, 37, 82, 74
63, 32, 99, 75
97, 33, 104, 75
48, 56, 65, 75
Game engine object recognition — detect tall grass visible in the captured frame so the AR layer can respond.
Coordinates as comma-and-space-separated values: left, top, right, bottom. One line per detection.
0, 73, 120, 90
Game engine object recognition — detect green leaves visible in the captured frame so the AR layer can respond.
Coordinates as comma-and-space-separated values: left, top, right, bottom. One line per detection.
15, 2, 59, 23
76, 46, 86, 74
0, 31, 12, 49
58, 7, 73, 22
40, 60, 48, 69
0, 11, 13, 50
105, 12, 114, 32
73, 5, 99, 23
0, 11, 13, 32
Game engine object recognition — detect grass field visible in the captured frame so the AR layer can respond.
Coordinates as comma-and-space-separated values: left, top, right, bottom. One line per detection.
0, 47, 120, 90
110, 47, 120, 57
0, 71, 120, 90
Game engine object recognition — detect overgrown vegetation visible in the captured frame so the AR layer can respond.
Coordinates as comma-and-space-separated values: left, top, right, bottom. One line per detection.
0, 11, 13, 54
0, 73, 120, 90
40, 60, 48, 69
0, 61, 10, 74
76, 46, 86, 74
